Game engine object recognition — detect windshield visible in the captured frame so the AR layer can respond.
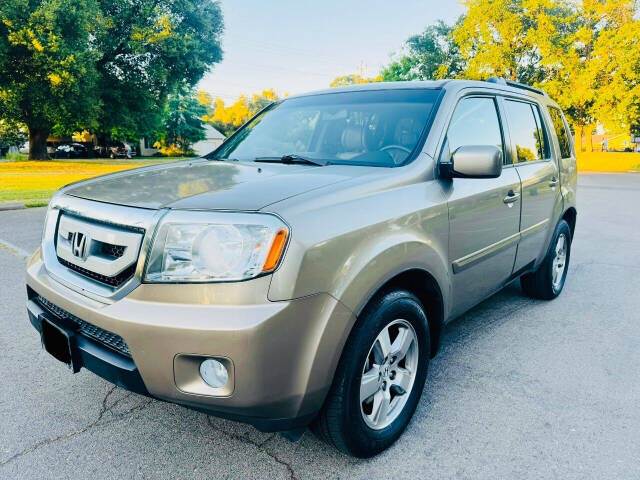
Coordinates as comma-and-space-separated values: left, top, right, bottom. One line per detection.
211, 89, 441, 167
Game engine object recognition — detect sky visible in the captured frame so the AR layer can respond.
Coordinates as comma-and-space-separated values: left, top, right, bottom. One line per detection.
198, 0, 465, 102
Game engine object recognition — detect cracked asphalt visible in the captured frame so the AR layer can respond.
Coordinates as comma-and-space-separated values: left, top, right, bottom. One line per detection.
1, 173, 639, 479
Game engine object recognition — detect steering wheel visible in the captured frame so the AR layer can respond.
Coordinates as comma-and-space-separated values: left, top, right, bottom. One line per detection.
380, 144, 412, 163
380, 144, 412, 155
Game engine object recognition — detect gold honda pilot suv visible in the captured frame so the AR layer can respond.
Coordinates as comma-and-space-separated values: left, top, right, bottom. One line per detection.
26, 79, 577, 457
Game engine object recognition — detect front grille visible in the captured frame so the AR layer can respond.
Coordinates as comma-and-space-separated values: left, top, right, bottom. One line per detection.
35, 295, 131, 357
61, 231, 127, 260
58, 258, 137, 288
55, 212, 144, 289
101, 243, 126, 259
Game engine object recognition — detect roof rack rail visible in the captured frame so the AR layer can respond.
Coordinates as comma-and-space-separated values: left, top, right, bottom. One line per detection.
486, 77, 548, 97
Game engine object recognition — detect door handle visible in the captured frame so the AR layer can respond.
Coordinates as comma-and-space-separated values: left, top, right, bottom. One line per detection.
549, 177, 559, 188
503, 190, 520, 205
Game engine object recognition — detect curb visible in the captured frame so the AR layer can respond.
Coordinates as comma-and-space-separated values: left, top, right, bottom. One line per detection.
0, 202, 26, 211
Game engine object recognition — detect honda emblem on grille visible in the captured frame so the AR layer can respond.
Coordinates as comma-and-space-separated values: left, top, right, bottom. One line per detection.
70, 231, 89, 260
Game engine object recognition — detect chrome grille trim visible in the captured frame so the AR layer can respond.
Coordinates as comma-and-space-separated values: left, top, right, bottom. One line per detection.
56, 213, 144, 279
42, 195, 166, 303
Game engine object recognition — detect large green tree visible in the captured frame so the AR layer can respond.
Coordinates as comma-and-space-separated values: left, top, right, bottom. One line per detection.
95, 0, 223, 143
160, 88, 207, 152
0, 119, 27, 150
381, 20, 464, 81
381, 0, 640, 141
540, 0, 640, 148
0, 0, 223, 159
0, 0, 101, 159
452, 0, 570, 84
453, 0, 639, 147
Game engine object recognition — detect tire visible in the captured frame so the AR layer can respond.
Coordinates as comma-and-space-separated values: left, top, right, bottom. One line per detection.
520, 219, 572, 300
312, 289, 430, 457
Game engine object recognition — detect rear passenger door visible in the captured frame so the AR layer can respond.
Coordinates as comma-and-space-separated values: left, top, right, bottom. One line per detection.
443, 96, 522, 317
502, 98, 562, 272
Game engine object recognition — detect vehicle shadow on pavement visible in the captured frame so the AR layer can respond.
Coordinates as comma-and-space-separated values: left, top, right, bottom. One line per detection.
201, 281, 537, 471
0, 265, 544, 479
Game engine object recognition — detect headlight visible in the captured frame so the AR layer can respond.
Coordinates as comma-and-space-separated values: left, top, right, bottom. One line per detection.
144, 211, 289, 283
41, 192, 62, 249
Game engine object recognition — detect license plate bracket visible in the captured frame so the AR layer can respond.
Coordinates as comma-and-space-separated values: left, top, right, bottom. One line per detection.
40, 317, 80, 373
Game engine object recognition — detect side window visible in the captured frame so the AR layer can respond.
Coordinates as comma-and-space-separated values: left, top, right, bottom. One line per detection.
531, 105, 549, 158
548, 107, 572, 158
504, 100, 548, 162
443, 97, 504, 162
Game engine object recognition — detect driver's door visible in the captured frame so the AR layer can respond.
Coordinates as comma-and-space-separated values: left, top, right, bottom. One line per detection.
441, 96, 521, 317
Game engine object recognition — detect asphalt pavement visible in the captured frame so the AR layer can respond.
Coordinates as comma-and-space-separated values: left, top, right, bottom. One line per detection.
1, 173, 639, 479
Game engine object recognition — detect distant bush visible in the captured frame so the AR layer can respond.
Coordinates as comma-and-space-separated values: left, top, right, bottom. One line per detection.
152, 142, 198, 157
5, 152, 28, 161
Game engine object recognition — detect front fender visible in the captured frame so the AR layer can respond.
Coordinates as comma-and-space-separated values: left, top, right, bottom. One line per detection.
268, 231, 449, 417
331, 234, 449, 318
268, 207, 449, 319
268, 176, 451, 312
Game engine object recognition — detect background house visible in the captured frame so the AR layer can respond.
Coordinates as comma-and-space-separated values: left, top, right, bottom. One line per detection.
192, 125, 225, 157
139, 138, 159, 157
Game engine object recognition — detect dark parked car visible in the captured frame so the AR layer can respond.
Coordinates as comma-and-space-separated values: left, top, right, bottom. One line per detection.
52, 143, 89, 159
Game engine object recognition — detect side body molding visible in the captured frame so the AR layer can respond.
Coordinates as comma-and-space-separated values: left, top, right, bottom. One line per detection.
452, 219, 549, 273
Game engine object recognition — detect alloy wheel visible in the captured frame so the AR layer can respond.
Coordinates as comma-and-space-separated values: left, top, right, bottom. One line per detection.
552, 233, 567, 291
360, 319, 419, 430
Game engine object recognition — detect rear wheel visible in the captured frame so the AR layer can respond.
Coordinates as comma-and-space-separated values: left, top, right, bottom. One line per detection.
312, 289, 429, 457
521, 219, 571, 300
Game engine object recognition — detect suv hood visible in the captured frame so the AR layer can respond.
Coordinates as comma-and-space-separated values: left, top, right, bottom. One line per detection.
64, 159, 357, 210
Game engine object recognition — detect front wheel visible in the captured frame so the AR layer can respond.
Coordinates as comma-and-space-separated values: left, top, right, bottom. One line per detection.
521, 219, 572, 300
312, 289, 429, 457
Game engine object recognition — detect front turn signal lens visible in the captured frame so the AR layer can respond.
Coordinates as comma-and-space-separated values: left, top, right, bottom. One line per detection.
262, 228, 288, 272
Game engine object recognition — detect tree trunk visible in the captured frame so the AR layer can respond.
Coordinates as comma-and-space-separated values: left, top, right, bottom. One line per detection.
28, 127, 50, 160
574, 125, 583, 153
585, 124, 595, 152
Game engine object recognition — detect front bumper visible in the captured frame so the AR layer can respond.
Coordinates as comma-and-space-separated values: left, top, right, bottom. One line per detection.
27, 298, 149, 396
26, 249, 355, 432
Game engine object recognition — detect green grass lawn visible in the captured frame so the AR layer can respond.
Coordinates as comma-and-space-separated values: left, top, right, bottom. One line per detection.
0, 157, 186, 207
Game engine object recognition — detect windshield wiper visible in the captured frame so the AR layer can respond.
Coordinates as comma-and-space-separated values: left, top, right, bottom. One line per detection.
254, 154, 328, 166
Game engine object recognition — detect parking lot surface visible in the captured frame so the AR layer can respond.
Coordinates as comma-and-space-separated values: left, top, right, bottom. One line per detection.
1, 173, 639, 479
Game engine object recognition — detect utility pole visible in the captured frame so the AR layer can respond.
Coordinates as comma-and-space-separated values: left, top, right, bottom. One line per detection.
358, 61, 368, 81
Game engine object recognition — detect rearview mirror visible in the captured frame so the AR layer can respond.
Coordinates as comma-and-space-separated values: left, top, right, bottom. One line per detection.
440, 145, 503, 179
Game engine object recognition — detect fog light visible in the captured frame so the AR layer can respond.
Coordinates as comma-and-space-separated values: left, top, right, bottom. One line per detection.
199, 358, 229, 388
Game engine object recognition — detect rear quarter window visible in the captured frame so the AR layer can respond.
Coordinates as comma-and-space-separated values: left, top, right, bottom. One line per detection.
548, 107, 573, 158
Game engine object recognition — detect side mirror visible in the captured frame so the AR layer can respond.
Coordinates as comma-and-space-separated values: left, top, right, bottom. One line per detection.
440, 145, 503, 179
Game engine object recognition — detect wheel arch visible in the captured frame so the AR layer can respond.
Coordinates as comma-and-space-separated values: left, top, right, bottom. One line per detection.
355, 268, 446, 358
562, 206, 577, 239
